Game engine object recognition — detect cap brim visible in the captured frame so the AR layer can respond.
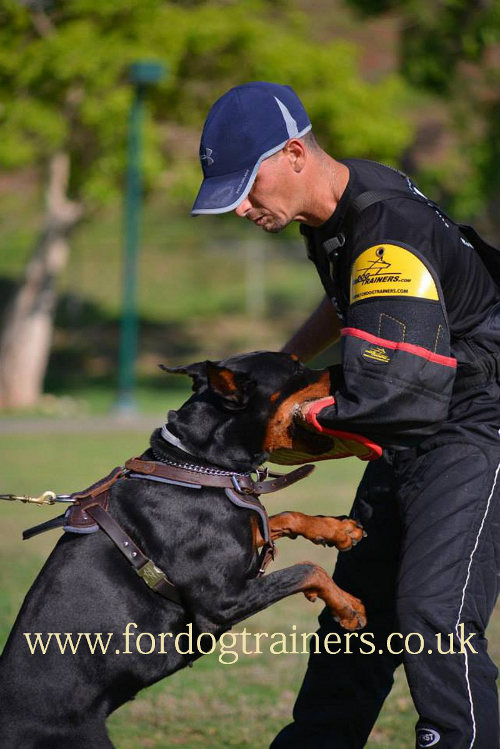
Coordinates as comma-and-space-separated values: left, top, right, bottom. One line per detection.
191, 166, 257, 215
191, 124, 311, 216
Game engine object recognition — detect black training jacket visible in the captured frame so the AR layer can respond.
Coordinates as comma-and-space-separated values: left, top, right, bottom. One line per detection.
300, 158, 500, 448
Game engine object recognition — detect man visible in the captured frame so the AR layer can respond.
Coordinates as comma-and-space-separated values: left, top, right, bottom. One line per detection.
192, 81, 500, 748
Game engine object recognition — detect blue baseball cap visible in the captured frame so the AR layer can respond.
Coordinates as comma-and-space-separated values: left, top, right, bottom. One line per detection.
191, 82, 311, 215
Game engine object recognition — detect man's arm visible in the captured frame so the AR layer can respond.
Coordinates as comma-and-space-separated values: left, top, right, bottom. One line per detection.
298, 242, 457, 448
280, 295, 341, 363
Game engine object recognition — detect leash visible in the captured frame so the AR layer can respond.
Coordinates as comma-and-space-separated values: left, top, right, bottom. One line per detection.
6, 458, 315, 609
0, 491, 73, 506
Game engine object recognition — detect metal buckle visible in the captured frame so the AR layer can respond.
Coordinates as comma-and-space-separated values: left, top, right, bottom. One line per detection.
231, 474, 256, 495
257, 542, 276, 576
136, 560, 166, 589
0, 491, 57, 506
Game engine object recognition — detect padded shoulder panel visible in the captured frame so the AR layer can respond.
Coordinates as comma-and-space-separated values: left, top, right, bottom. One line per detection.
350, 243, 439, 304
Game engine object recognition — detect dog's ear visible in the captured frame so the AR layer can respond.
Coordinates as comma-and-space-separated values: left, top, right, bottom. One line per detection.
159, 362, 207, 391
206, 362, 255, 410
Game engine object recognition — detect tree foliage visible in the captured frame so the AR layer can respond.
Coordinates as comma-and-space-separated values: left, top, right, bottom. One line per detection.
0, 0, 416, 408
0, 0, 414, 209
346, 0, 500, 219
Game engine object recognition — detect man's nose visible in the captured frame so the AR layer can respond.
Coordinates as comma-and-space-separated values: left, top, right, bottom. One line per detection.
235, 198, 251, 217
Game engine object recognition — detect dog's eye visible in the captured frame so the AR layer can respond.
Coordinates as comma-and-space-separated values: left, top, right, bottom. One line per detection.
291, 359, 306, 379
221, 402, 248, 412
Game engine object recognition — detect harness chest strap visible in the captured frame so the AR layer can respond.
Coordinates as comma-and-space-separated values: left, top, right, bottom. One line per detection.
223, 487, 276, 575
67, 469, 183, 606
85, 499, 183, 606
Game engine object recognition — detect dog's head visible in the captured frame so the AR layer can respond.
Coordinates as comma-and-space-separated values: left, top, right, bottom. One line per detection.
160, 351, 335, 472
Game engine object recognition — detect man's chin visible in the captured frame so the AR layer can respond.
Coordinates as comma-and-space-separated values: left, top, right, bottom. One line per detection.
260, 218, 290, 234
262, 225, 285, 234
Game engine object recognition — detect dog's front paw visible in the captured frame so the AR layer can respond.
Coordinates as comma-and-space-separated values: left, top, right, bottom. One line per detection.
310, 515, 365, 551
302, 564, 367, 631
333, 593, 367, 631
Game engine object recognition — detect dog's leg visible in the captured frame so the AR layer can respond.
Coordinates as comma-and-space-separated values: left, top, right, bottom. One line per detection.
266, 512, 365, 551
208, 563, 366, 631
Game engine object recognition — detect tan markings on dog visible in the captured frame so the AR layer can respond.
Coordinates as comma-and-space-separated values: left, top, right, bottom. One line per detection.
263, 369, 331, 453
250, 514, 265, 549
301, 564, 366, 630
251, 512, 365, 629
268, 512, 364, 551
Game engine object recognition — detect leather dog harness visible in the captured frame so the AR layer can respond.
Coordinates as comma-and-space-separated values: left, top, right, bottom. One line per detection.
23, 458, 314, 609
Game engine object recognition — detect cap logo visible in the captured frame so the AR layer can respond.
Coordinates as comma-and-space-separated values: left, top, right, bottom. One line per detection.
200, 147, 214, 166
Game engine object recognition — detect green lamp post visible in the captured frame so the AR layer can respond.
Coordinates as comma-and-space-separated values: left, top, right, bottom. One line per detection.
116, 61, 165, 414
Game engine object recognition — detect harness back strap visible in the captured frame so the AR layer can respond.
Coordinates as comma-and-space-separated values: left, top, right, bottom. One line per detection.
70, 466, 125, 500
124, 458, 314, 494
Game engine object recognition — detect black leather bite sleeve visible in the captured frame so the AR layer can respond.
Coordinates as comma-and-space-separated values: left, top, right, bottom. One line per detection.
315, 242, 457, 447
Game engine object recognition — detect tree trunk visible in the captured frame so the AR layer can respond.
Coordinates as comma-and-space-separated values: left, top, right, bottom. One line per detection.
0, 153, 83, 409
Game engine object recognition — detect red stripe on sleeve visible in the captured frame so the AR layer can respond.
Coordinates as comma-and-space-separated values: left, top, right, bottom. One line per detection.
304, 397, 383, 461
341, 328, 457, 368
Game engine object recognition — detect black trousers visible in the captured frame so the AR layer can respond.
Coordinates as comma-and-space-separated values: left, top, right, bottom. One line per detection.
270, 428, 500, 749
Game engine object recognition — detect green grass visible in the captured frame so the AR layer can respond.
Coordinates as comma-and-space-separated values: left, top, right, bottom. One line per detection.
1, 430, 497, 747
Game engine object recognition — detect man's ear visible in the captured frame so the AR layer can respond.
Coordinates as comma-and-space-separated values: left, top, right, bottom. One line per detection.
205, 362, 255, 410
159, 361, 208, 392
283, 138, 306, 173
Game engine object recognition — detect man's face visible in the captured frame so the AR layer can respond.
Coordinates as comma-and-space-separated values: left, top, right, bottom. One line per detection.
234, 151, 298, 233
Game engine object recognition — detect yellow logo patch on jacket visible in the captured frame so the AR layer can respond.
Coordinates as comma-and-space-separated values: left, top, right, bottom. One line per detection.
350, 244, 439, 304
362, 346, 391, 363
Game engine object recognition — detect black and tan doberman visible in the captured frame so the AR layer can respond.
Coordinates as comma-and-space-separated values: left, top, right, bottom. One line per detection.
0, 351, 365, 748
